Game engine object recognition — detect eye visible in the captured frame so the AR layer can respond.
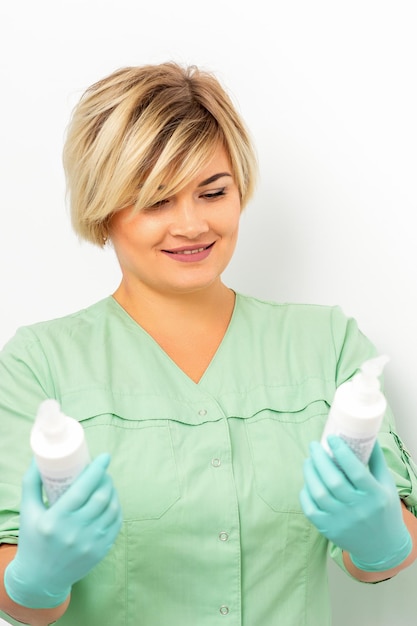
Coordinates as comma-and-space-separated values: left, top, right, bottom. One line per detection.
144, 198, 171, 211
201, 188, 226, 200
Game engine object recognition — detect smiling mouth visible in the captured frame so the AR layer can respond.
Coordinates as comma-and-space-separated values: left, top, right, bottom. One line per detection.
164, 242, 215, 255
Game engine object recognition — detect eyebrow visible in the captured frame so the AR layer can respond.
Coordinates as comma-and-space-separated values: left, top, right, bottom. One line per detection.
198, 172, 232, 187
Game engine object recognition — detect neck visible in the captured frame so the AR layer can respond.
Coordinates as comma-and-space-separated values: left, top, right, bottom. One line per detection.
112, 280, 235, 330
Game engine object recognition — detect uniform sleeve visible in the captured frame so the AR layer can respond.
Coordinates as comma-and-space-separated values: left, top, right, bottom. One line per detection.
327, 308, 417, 574
0, 327, 54, 543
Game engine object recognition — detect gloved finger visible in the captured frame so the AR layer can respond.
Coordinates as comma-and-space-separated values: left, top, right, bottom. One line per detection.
299, 483, 319, 518
93, 509, 123, 558
299, 484, 329, 531
84, 491, 122, 552
327, 436, 376, 492
55, 453, 111, 513
368, 440, 396, 487
302, 456, 340, 512
78, 473, 117, 521
97, 491, 123, 536
21, 458, 45, 511
308, 441, 356, 503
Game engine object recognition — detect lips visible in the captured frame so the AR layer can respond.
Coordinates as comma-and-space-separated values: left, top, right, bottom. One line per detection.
161, 242, 215, 262
162, 242, 215, 254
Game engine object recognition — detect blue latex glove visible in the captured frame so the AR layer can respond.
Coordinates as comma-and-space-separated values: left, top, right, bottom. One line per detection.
299, 436, 412, 572
4, 454, 122, 608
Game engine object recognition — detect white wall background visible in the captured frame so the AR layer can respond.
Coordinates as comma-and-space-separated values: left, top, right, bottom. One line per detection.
0, 1, 416, 624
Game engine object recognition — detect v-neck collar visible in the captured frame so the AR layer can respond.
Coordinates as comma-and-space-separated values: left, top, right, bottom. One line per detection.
108, 292, 239, 388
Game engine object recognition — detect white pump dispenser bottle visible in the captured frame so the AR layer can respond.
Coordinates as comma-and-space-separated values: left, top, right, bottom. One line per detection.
321, 355, 389, 464
30, 399, 90, 505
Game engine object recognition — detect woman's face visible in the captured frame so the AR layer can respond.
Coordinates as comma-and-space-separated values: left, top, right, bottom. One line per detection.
109, 143, 242, 298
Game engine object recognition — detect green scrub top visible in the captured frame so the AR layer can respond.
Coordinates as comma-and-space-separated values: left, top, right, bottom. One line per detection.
1, 293, 416, 626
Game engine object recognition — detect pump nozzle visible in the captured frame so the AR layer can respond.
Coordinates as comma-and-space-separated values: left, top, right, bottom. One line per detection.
352, 355, 390, 403
36, 399, 67, 439
360, 355, 390, 380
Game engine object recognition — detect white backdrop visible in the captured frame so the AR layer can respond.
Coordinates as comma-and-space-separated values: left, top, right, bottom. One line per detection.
1, 1, 416, 624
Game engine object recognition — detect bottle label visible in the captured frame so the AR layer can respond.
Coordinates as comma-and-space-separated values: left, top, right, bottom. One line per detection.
40, 463, 87, 506
338, 433, 376, 464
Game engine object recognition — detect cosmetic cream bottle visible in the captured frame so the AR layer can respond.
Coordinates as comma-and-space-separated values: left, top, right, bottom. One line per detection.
30, 399, 90, 505
321, 355, 389, 464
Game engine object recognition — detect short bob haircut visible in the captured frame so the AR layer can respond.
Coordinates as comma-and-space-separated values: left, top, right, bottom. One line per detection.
63, 62, 258, 247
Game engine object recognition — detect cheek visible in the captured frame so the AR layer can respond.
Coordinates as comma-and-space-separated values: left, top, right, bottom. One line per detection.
225, 207, 241, 238
111, 214, 153, 249
110, 223, 143, 266
217, 197, 241, 230
220, 215, 240, 257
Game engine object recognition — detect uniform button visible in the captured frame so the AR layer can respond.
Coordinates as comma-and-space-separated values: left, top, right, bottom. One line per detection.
211, 458, 221, 467
219, 531, 229, 541
198, 409, 207, 416
220, 605, 229, 615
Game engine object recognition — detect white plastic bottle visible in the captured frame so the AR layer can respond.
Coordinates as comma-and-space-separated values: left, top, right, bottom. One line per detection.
321, 355, 389, 464
30, 399, 90, 505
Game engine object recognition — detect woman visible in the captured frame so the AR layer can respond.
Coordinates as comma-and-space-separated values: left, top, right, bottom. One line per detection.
1, 62, 417, 626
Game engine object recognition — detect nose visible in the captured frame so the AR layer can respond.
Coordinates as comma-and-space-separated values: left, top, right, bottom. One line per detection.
168, 197, 210, 239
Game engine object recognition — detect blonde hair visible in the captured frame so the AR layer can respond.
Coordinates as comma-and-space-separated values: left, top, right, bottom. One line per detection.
63, 62, 258, 246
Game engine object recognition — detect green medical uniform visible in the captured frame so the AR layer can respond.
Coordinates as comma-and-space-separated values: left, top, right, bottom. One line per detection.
1, 293, 416, 625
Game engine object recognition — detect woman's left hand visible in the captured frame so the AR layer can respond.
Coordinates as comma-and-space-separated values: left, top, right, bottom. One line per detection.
299, 436, 412, 571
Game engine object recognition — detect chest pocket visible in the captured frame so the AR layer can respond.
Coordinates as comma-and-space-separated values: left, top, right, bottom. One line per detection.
61, 394, 181, 521
245, 398, 329, 513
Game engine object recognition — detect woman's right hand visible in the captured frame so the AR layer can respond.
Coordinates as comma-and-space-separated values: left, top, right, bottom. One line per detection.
4, 454, 122, 609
